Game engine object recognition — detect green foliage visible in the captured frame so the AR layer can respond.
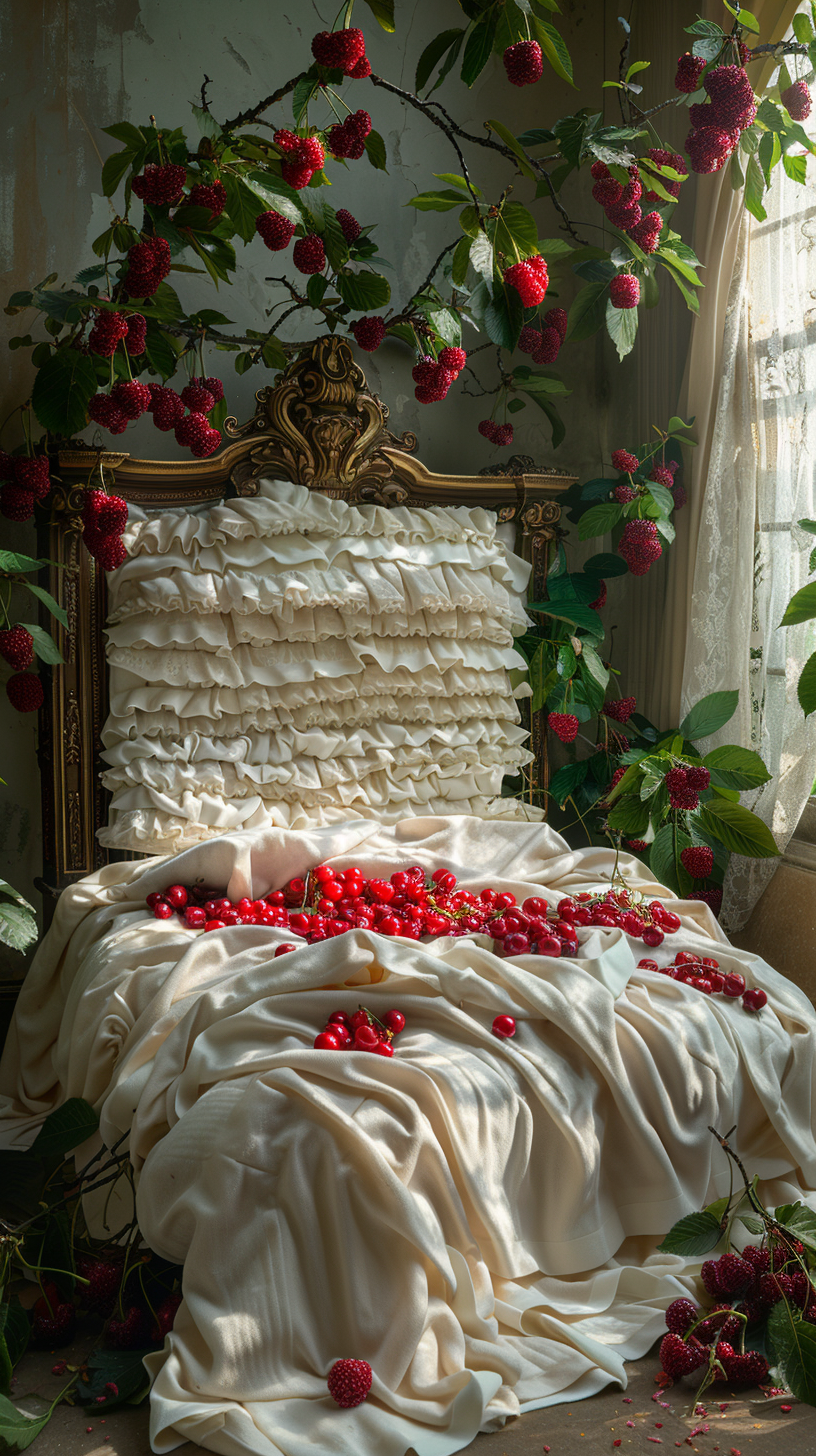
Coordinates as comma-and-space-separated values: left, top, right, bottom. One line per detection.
657, 1210, 722, 1256
0, 880, 37, 953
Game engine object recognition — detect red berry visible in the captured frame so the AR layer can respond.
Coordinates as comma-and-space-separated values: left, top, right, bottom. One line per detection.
619, 518, 663, 577
659, 1331, 705, 1378
722, 972, 745, 999
78, 1256, 124, 1317
111, 380, 152, 420
152, 900, 174, 920
504, 257, 549, 306
0, 483, 33, 520
665, 1298, 699, 1335
532, 327, 561, 365
131, 162, 186, 206
0, 626, 34, 670
315, 1031, 341, 1049
685, 765, 711, 791
275, 943, 298, 957
164, 884, 188, 909
184, 906, 206, 928
350, 316, 386, 351
353, 1024, 380, 1050
256, 210, 297, 251
30, 1298, 77, 1349
151, 1291, 183, 1342
503, 933, 530, 956
89, 535, 128, 571
742, 987, 767, 1012
492, 1014, 516, 1038
675, 53, 707, 92
685, 125, 735, 175
503, 39, 543, 86
123, 312, 147, 354
188, 180, 227, 216
611, 449, 639, 474
782, 80, 812, 122
544, 307, 568, 341
610, 274, 640, 309
175, 412, 222, 458
6, 672, 43, 712
327, 1357, 372, 1407
438, 346, 466, 375
336, 208, 361, 243
382, 1010, 405, 1035
603, 697, 636, 723
493, 423, 514, 446
106, 1305, 151, 1350
548, 712, 579, 744
123, 236, 172, 297
88, 309, 129, 357
627, 212, 663, 253
478, 419, 498, 441
679, 845, 713, 879
13, 456, 51, 499
312, 28, 367, 76
292, 235, 326, 275
642, 926, 664, 948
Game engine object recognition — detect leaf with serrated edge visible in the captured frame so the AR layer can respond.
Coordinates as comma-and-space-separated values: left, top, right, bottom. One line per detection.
657, 1210, 722, 1257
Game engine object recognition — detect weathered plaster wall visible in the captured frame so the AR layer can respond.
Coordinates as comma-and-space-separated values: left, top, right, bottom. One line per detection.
0, 0, 697, 968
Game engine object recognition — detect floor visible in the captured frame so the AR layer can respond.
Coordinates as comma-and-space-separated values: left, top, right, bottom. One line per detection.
11, 1333, 815, 1456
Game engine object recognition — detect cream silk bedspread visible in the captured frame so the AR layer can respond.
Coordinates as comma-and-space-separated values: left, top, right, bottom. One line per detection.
2, 815, 816, 1456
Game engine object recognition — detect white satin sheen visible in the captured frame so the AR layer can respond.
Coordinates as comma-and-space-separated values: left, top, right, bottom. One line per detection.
2, 816, 815, 1456
100, 482, 537, 851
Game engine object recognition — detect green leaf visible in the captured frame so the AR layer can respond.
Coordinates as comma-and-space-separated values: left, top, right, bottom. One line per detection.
529, 642, 554, 712
451, 235, 471, 286
223, 173, 267, 242
607, 796, 650, 836
0, 1303, 29, 1374
364, 130, 388, 171
76, 1349, 154, 1409
461, 16, 498, 86
493, 201, 539, 255
767, 1302, 816, 1405
527, 392, 566, 448
582, 643, 610, 694
0, 551, 46, 574
703, 745, 772, 791
144, 322, 179, 380
0, 904, 37, 952
793, 11, 815, 41
744, 154, 767, 222
722, 0, 760, 28
486, 120, 537, 180
531, 16, 574, 83
543, 572, 605, 606
535, 601, 604, 636
0, 1392, 58, 1451
605, 295, 638, 360
407, 189, 468, 212
700, 799, 780, 860
30, 348, 97, 436
416, 29, 466, 91
656, 1210, 722, 1257
649, 823, 693, 897
335, 270, 391, 311
18, 624, 62, 666
102, 121, 146, 148
22, 582, 68, 630
361, 0, 395, 30
798, 650, 816, 717
100, 150, 133, 197
30, 1098, 99, 1158
784, 152, 808, 185
578, 502, 623, 541
679, 690, 739, 742
482, 285, 523, 351
583, 552, 628, 578
469, 233, 494, 280
244, 172, 304, 225
566, 281, 609, 342
548, 760, 590, 805
780, 581, 816, 626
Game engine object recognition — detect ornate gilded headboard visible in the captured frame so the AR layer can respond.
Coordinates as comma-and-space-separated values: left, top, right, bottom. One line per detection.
36, 336, 575, 900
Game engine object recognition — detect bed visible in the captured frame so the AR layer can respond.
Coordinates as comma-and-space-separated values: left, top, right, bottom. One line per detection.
3, 338, 816, 1456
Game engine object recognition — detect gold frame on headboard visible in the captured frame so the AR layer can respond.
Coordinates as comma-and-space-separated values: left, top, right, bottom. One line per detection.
36, 336, 576, 900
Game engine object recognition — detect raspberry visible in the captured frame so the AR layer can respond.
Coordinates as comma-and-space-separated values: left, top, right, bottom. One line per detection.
200, 376, 225, 402
88, 394, 129, 434
273, 129, 300, 154
742, 1245, 770, 1279
78, 1256, 123, 1317
301, 135, 327, 169
123, 236, 171, 296
672, 483, 687, 510
504, 258, 548, 306
664, 765, 699, 811
695, 1303, 737, 1343
180, 382, 216, 414
680, 845, 714, 879
350, 316, 386, 351
781, 80, 812, 121
6, 672, 44, 712
281, 160, 315, 188
327, 1357, 372, 1407
414, 365, 454, 403
292, 235, 326, 274
188, 180, 227, 216
714, 1253, 753, 1296
532, 327, 561, 364
151, 1292, 183, 1341
665, 1298, 699, 1335
548, 712, 579, 744
690, 887, 723, 915
619, 518, 662, 576
592, 177, 624, 209
717, 1347, 768, 1386
494, 424, 514, 446
111, 380, 151, 420
255, 210, 297, 251
759, 1271, 795, 1305
0, 626, 34, 670
503, 39, 544, 86
328, 122, 363, 161
349, 55, 372, 79
13, 456, 51, 499
131, 162, 187, 206
88, 310, 129, 357
659, 1332, 705, 1378
411, 356, 437, 385
649, 464, 674, 487
478, 420, 498, 441
612, 449, 639, 474
518, 325, 540, 356
147, 385, 185, 430
605, 202, 642, 231
620, 167, 642, 207
685, 765, 711, 791
0, 483, 34, 520
685, 126, 735, 174
589, 580, 607, 611
591, 161, 611, 181
175, 413, 222, 457
106, 1305, 151, 1350
90, 535, 128, 571
604, 697, 636, 722
30, 1298, 76, 1349
675, 53, 707, 93
610, 766, 627, 789
124, 312, 147, 354
82, 489, 128, 534
628, 212, 663, 253
610, 275, 640, 309
704, 64, 754, 107
438, 346, 466, 374
336, 208, 361, 243
626, 839, 650, 852
311, 28, 367, 76
544, 307, 568, 341
613, 484, 636, 503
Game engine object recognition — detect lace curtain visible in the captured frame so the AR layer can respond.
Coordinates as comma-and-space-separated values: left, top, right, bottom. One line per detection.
681, 140, 816, 931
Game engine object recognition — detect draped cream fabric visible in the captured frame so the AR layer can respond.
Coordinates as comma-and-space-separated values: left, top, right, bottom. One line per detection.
99, 482, 539, 852
2, 816, 816, 1456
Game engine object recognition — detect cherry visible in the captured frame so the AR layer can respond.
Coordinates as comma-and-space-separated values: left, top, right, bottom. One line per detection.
697, 978, 713, 994
504, 932, 530, 955
383, 1009, 405, 1035
572, 908, 592, 926
234, 898, 253, 916
314, 865, 335, 883
153, 900, 174, 920
424, 913, 451, 936
184, 906, 206, 928
591, 912, 617, 928
723, 972, 746, 998
146, 891, 163, 909
492, 1014, 516, 1038
368, 879, 395, 903
490, 917, 510, 939
221, 910, 240, 925
290, 913, 310, 933
328, 1022, 352, 1046
353, 1025, 379, 1050
321, 881, 344, 902
556, 898, 578, 919
315, 1031, 341, 1050
163, 884, 188, 909
374, 1039, 394, 1056
708, 972, 726, 994
622, 912, 645, 936
661, 911, 682, 932
328, 1011, 351, 1027
494, 892, 517, 910
638, 958, 659, 971
676, 951, 699, 965
378, 915, 401, 936
274, 943, 298, 957
265, 891, 285, 907
522, 896, 549, 917
536, 935, 562, 957
742, 987, 767, 1011
642, 927, 664, 947
350, 1010, 369, 1031
480, 888, 498, 906
204, 919, 226, 931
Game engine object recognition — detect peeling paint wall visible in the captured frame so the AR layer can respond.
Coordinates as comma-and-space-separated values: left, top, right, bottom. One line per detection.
0, 0, 697, 969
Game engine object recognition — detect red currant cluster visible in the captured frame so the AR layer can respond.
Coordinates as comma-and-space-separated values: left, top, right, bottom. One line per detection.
29, 1266, 181, 1352
503, 254, 549, 307
590, 160, 666, 253
81, 487, 129, 571
412, 347, 467, 405
638, 950, 766, 1010
88, 376, 223, 459
685, 64, 757, 175
311, 26, 370, 79
0, 451, 51, 522
314, 1005, 406, 1054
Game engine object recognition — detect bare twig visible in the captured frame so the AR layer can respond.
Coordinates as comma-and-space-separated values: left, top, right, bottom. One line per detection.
223, 71, 310, 131
200, 75, 213, 113
410, 240, 457, 300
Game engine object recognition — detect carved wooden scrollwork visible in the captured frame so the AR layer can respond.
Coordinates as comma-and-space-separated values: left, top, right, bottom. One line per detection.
225, 336, 417, 502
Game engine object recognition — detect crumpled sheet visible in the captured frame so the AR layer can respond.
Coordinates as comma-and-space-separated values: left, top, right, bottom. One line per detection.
2, 814, 816, 1456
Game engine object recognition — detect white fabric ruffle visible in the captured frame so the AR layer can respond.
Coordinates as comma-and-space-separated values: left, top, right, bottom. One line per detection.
101, 479, 536, 851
